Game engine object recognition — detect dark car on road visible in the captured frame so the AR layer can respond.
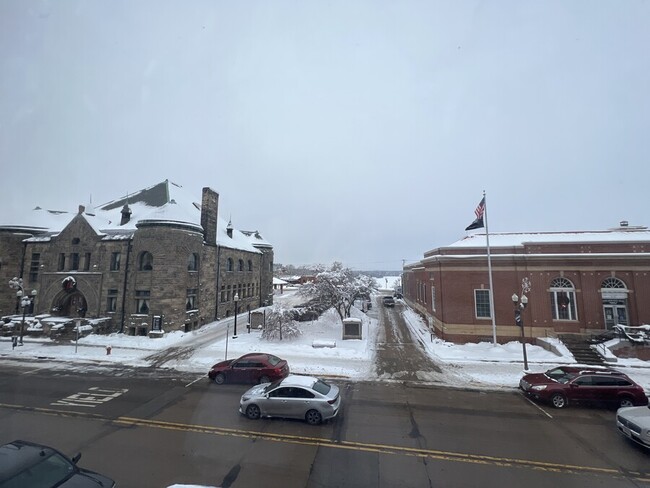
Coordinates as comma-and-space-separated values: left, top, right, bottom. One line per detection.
0, 440, 115, 488
208, 352, 290, 385
382, 296, 395, 307
519, 365, 648, 409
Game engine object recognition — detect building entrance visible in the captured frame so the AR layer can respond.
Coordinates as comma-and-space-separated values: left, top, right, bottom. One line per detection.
603, 300, 628, 330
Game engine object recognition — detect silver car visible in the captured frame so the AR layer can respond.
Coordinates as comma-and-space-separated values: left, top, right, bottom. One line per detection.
616, 405, 650, 449
239, 375, 341, 425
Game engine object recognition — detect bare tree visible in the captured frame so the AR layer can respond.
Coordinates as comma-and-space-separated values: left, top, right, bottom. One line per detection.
300, 262, 377, 322
262, 304, 301, 341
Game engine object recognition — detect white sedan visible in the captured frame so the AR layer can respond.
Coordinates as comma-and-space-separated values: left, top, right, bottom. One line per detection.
616, 405, 650, 448
239, 375, 341, 425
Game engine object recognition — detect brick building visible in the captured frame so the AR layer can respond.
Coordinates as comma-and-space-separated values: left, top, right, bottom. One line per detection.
403, 223, 650, 343
0, 180, 274, 335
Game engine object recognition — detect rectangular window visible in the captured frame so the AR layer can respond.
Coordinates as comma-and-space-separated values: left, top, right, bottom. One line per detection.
135, 290, 151, 314
431, 286, 436, 312
551, 291, 577, 321
84, 252, 91, 271
186, 288, 197, 310
107, 289, 118, 312
226, 285, 231, 302
29, 253, 40, 282
58, 253, 66, 271
475, 289, 492, 318
71, 253, 79, 271
220, 285, 226, 303
110, 252, 121, 271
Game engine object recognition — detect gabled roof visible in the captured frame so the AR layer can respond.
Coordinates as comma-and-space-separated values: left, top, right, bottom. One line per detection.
1, 180, 271, 253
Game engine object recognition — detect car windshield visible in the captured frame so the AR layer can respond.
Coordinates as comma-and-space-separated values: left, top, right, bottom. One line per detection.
0, 452, 74, 488
312, 379, 331, 395
264, 379, 283, 393
545, 368, 575, 384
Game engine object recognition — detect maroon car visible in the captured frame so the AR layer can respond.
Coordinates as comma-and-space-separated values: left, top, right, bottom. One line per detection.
208, 353, 290, 385
520, 365, 648, 409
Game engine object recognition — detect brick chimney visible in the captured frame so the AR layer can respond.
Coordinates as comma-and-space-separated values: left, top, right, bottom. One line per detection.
201, 187, 219, 245
120, 203, 132, 225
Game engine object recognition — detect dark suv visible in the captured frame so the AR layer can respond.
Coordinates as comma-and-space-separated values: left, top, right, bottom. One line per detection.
519, 366, 648, 409
382, 296, 395, 307
0, 440, 115, 487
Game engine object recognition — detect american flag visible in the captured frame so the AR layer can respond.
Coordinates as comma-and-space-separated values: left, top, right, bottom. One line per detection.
465, 197, 485, 231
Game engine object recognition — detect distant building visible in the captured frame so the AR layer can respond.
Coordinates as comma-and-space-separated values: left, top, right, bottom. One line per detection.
0, 180, 274, 335
402, 223, 650, 343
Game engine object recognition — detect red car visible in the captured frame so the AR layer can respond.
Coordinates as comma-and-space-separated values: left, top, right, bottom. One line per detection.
208, 353, 290, 385
520, 365, 648, 409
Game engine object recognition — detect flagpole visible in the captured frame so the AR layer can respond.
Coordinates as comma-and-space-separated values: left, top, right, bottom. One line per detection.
483, 190, 497, 345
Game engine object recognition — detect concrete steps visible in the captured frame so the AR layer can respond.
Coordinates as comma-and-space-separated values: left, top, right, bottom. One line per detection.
559, 334, 606, 366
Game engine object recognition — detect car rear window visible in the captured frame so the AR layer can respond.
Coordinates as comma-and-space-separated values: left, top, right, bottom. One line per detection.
266, 355, 281, 366
312, 380, 331, 395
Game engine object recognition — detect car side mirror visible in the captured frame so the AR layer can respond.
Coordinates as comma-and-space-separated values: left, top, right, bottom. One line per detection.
72, 453, 82, 464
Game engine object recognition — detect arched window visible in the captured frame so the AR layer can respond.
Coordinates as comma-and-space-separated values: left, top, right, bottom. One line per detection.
138, 251, 153, 271
248, 260, 253, 272
601, 277, 626, 289
238, 259, 244, 271
187, 253, 199, 271
227, 258, 233, 272
550, 277, 577, 321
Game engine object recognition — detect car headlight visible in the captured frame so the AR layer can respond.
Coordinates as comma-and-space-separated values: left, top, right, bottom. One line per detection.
531, 385, 547, 391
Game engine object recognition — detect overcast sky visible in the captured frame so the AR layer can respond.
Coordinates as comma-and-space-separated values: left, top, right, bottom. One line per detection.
1, 1, 648, 270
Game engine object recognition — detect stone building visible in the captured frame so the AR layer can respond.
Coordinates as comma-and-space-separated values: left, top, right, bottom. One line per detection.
0, 180, 274, 335
402, 223, 650, 343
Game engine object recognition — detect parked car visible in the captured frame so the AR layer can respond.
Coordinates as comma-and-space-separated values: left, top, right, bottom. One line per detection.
382, 296, 395, 307
208, 352, 289, 385
0, 439, 115, 487
239, 374, 341, 425
616, 405, 650, 449
519, 365, 648, 409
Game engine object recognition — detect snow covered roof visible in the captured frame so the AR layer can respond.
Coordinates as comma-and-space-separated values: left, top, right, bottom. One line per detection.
273, 277, 289, 285
1, 180, 270, 253
444, 227, 650, 249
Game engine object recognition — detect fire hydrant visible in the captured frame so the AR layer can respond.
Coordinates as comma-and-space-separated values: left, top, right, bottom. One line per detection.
106, 345, 112, 355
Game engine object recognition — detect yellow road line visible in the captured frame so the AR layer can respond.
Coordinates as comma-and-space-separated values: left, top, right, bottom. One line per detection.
2, 402, 648, 483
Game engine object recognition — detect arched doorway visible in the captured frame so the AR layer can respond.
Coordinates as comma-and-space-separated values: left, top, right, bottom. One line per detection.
52, 290, 88, 317
601, 278, 628, 330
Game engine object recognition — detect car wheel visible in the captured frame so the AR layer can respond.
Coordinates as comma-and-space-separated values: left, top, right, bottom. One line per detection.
214, 373, 225, 385
619, 396, 634, 408
246, 404, 261, 420
550, 393, 567, 409
305, 409, 322, 425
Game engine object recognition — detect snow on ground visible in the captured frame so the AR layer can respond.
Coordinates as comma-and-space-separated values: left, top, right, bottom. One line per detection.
1, 287, 649, 393
2, 284, 650, 488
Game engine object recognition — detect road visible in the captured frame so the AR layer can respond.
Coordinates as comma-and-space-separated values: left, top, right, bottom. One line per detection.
1, 362, 649, 487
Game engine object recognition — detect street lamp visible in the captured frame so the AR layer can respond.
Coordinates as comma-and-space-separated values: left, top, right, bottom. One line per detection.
232, 293, 239, 339
512, 293, 529, 371
8, 277, 37, 346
